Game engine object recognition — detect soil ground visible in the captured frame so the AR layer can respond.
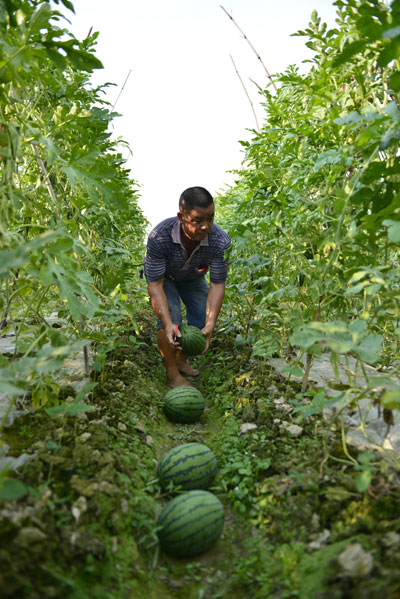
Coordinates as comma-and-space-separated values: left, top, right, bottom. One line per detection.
1, 308, 400, 599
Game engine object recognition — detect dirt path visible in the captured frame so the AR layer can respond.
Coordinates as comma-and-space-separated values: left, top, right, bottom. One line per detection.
1, 314, 400, 598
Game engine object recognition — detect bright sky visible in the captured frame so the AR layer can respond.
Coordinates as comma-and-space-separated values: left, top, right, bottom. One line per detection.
70, 0, 337, 227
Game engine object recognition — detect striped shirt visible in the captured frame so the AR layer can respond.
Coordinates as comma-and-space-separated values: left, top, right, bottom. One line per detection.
144, 217, 231, 283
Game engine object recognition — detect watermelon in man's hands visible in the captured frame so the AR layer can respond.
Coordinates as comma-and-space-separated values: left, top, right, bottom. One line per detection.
179, 325, 206, 356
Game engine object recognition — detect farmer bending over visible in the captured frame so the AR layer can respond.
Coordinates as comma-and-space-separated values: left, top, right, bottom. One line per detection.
144, 186, 231, 387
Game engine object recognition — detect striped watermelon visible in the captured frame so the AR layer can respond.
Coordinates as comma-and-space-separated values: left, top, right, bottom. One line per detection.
163, 386, 205, 423
157, 443, 218, 491
179, 325, 206, 356
157, 490, 224, 557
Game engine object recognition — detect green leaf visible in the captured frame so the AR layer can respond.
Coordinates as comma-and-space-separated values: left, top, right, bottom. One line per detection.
60, 0, 75, 13
383, 219, 400, 242
378, 38, 400, 67
281, 363, 304, 377
389, 72, 400, 92
349, 319, 367, 342
333, 40, 366, 66
383, 25, 400, 39
0, 232, 59, 276
354, 334, 383, 364
314, 149, 346, 171
355, 470, 372, 493
381, 389, 400, 411
0, 478, 28, 500
0, 381, 25, 395
27, 3, 52, 36
45, 401, 94, 417
334, 111, 362, 126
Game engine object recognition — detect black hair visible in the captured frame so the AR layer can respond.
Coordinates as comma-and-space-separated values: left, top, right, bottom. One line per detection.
179, 186, 214, 213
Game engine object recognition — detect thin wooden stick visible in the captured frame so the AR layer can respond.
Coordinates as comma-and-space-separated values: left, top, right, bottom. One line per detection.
112, 69, 132, 111
31, 144, 61, 221
221, 5, 278, 93
230, 55, 259, 130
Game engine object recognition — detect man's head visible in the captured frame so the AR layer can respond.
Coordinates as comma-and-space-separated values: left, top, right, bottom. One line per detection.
178, 187, 215, 242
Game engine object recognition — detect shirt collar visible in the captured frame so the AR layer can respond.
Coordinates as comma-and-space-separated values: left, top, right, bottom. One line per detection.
172, 217, 209, 246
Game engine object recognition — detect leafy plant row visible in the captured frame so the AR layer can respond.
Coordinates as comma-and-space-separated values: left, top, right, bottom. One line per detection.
0, 1, 147, 417
219, 0, 400, 410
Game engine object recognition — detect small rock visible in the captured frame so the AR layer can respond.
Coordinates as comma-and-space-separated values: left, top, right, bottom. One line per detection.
16, 527, 47, 548
111, 536, 118, 553
0, 453, 34, 471
382, 531, 400, 547
280, 422, 303, 437
274, 398, 291, 412
311, 513, 320, 532
287, 424, 303, 437
118, 422, 127, 432
99, 481, 119, 496
337, 543, 373, 577
77, 412, 88, 423
77, 432, 91, 443
135, 422, 146, 434
240, 423, 258, 434
32, 441, 45, 451
91, 449, 102, 463
145, 435, 153, 446
242, 405, 256, 422
71, 496, 88, 522
308, 529, 331, 551
274, 397, 286, 405
70, 475, 99, 497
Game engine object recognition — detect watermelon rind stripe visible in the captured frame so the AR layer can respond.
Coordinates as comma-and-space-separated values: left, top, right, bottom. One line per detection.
157, 491, 224, 557
161, 450, 215, 474
163, 388, 205, 423
157, 443, 218, 490
158, 490, 221, 524
179, 325, 206, 357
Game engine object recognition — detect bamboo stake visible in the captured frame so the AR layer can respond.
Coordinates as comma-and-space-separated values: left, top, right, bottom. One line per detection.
220, 5, 278, 94
31, 144, 61, 221
112, 69, 132, 112
230, 54, 259, 130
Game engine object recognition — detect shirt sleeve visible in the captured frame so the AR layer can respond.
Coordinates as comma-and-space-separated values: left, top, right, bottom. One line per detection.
209, 238, 231, 284
144, 235, 167, 282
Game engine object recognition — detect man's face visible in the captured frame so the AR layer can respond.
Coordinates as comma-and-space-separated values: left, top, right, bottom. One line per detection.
178, 204, 215, 242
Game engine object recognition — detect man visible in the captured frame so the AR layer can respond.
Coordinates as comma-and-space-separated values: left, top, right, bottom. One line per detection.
144, 186, 231, 388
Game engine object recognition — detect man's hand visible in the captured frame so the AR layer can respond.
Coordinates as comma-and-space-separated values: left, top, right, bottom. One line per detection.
201, 282, 225, 353
201, 324, 214, 353
166, 323, 182, 350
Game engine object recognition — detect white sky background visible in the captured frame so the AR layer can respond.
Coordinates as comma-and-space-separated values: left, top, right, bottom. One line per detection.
69, 0, 338, 228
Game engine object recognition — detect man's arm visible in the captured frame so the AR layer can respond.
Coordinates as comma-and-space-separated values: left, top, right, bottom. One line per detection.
147, 280, 179, 348
201, 282, 226, 352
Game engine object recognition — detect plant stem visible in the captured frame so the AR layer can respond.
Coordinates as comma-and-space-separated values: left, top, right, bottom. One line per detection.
229, 55, 259, 130
220, 5, 278, 93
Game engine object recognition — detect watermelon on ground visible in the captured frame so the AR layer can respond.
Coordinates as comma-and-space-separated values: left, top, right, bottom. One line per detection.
157, 443, 218, 491
179, 325, 206, 356
157, 490, 224, 557
163, 386, 205, 423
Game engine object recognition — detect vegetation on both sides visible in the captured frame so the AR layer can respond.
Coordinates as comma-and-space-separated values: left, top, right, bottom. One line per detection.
1, 0, 400, 597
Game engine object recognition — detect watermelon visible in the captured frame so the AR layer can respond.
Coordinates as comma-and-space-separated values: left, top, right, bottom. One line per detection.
157, 443, 218, 491
157, 490, 224, 557
179, 325, 206, 356
163, 386, 205, 423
